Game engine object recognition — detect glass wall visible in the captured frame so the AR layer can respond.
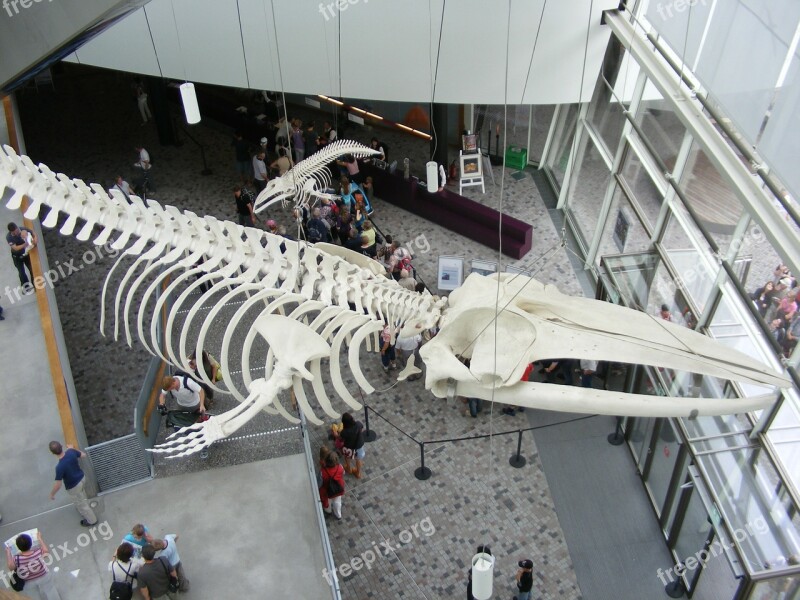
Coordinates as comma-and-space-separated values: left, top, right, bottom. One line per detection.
529, 104, 555, 164
545, 104, 579, 189
561, 17, 800, 591
564, 135, 612, 250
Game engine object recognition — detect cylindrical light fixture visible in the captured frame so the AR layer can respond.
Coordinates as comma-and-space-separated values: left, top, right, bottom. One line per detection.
471, 552, 494, 600
180, 82, 201, 124
426, 161, 438, 193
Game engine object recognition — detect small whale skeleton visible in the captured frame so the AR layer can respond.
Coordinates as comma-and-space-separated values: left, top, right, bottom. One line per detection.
0, 143, 789, 457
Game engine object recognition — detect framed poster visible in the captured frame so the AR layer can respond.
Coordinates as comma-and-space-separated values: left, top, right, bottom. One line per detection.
438, 256, 465, 291
460, 153, 482, 178
462, 134, 478, 153
612, 209, 630, 252
470, 259, 497, 277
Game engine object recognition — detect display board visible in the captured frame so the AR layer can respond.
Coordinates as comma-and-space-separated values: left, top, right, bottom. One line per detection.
438, 256, 465, 291
470, 259, 498, 277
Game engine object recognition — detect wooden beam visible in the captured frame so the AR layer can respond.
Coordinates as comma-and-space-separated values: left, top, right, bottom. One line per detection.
3, 94, 79, 448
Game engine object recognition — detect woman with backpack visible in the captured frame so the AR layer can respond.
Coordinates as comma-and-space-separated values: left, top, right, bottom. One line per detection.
109, 542, 141, 599
319, 453, 346, 520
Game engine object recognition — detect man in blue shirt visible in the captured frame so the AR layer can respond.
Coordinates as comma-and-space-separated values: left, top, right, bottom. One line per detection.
49, 441, 97, 526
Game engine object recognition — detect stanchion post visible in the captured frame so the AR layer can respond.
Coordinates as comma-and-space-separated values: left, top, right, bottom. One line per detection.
414, 442, 432, 480
607, 416, 625, 446
664, 572, 686, 598
363, 405, 378, 442
509, 429, 527, 468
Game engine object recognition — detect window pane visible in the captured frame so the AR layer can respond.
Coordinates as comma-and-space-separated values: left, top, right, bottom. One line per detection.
661, 202, 718, 316
595, 184, 653, 263
546, 104, 579, 189
620, 138, 665, 229
566, 137, 612, 250
679, 142, 746, 257
698, 448, 800, 576
587, 37, 628, 157
529, 104, 555, 164
636, 86, 686, 172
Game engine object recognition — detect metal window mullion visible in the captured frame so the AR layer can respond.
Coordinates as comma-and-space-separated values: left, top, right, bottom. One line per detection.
557, 102, 591, 210
582, 121, 614, 171
539, 103, 561, 171
585, 126, 636, 267
653, 130, 695, 245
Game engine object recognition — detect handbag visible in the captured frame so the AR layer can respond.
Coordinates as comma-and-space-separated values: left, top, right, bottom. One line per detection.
11, 556, 25, 591
159, 557, 179, 593
325, 467, 344, 496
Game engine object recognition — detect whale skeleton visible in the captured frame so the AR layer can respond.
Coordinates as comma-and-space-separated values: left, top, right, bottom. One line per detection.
0, 143, 789, 457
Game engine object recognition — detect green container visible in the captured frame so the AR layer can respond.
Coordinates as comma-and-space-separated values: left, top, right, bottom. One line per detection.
505, 146, 528, 170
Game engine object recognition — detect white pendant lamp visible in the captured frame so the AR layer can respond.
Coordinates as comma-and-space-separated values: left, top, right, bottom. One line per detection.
426, 161, 438, 193
471, 551, 494, 599
180, 82, 201, 124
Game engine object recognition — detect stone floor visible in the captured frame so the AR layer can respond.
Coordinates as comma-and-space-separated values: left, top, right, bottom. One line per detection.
14, 63, 588, 599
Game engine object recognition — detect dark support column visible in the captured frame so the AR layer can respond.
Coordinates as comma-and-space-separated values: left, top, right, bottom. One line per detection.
430, 103, 449, 169
147, 76, 178, 147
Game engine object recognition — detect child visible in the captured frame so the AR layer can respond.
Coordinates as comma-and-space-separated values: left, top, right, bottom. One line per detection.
122, 524, 153, 559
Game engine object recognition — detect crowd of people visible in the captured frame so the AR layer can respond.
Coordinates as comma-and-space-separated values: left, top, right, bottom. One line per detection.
109, 523, 188, 599
3, 440, 187, 599
751, 263, 800, 357
223, 116, 418, 283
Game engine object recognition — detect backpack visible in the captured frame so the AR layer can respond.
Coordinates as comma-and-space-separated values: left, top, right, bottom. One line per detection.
173, 372, 195, 391
109, 562, 134, 600
325, 467, 344, 496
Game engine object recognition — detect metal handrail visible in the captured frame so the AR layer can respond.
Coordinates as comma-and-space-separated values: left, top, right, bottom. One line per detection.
299, 410, 342, 600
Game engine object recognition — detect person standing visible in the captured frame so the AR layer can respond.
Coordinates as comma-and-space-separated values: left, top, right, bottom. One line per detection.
304, 122, 318, 158
153, 534, 190, 592
158, 374, 206, 414
395, 331, 422, 379
6, 222, 36, 291
319, 453, 345, 520
270, 147, 293, 176
122, 523, 153, 559
133, 146, 154, 195
252, 151, 269, 194
338, 412, 366, 479
110, 176, 132, 202
109, 542, 142, 596
233, 185, 256, 227
579, 359, 597, 388
291, 121, 305, 163
49, 441, 97, 526
5, 531, 61, 600
231, 131, 251, 185
137, 544, 178, 600
513, 559, 534, 600
380, 323, 397, 373
135, 80, 152, 125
